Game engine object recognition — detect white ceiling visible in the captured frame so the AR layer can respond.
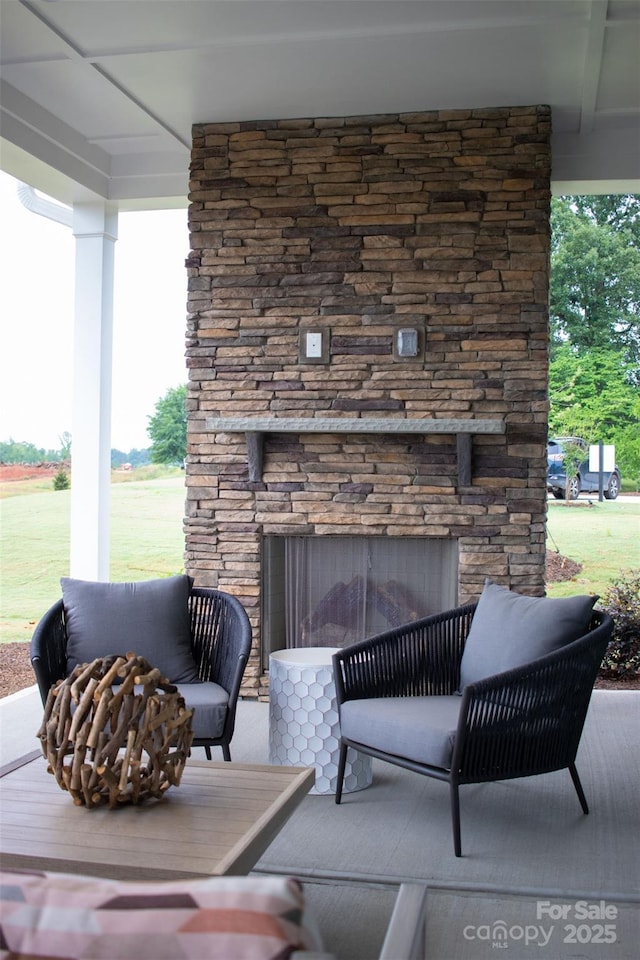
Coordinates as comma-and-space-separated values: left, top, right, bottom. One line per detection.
1, 0, 639, 208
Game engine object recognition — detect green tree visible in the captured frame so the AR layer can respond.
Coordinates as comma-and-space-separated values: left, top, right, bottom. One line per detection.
52, 470, 70, 491
147, 385, 187, 465
569, 194, 640, 241
550, 196, 640, 365
611, 424, 640, 491
59, 432, 72, 460
549, 346, 640, 486
549, 347, 638, 434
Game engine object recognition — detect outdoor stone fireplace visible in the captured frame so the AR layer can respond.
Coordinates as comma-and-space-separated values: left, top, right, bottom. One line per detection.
184, 105, 551, 698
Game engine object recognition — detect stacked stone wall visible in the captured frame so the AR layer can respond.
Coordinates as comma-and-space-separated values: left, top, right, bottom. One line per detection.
186, 105, 551, 697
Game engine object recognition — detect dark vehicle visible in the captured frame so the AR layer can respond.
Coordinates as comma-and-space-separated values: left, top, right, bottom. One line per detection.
547, 437, 621, 500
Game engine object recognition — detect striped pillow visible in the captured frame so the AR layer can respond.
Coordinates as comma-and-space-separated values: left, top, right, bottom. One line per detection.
0, 869, 322, 959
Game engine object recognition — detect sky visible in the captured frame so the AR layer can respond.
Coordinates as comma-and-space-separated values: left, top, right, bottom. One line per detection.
0, 170, 190, 452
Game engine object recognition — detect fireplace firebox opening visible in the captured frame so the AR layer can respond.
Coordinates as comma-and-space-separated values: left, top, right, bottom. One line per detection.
262, 535, 458, 668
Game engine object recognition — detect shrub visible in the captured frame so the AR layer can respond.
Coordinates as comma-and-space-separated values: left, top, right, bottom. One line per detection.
598, 569, 640, 681
52, 470, 70, 491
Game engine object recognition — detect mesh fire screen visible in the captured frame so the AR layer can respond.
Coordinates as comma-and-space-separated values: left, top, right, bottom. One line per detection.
262, 536, 458, 665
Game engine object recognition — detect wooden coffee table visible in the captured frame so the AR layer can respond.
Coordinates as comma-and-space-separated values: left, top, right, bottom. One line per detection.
0, 752, 314, 880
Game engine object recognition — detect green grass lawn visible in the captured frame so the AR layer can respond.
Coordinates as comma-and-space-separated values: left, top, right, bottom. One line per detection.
1, 474, 186, 643
545, 498, 640, 599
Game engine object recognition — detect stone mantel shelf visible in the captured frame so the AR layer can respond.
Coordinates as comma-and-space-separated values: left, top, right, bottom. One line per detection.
205, 417, 506, 484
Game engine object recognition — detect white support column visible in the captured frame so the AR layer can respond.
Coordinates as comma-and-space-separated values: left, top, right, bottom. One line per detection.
70, 201, 118, 580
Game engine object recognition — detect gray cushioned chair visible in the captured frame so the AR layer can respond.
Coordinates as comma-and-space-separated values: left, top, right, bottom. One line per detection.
332, 581, 613, 856
30, 577, 252, 761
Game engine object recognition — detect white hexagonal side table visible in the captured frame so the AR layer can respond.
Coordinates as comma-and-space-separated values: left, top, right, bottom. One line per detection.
269, 647, 373, 796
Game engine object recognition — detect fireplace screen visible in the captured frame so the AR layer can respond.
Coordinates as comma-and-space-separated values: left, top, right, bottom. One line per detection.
262, 536, 458, 663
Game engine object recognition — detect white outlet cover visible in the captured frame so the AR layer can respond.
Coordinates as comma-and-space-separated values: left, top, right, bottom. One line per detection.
306, 331, 323, 358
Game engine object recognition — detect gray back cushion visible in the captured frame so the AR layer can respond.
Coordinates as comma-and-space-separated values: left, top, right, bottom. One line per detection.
459, 579, 597, 689
62, 575, 198, 683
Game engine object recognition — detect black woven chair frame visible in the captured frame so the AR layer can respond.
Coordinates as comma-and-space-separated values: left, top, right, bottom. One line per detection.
30, 586, 252, 762
333, 605, 613, 856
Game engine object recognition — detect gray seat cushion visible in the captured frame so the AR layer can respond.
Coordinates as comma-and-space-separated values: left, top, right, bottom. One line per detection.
340, 696, 462, 770
459, 579, 597, 689
62, 575, 198, 684
177, 682, 229, 739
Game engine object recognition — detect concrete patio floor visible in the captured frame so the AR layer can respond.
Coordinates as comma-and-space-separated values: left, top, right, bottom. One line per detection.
1, 686, 638, 959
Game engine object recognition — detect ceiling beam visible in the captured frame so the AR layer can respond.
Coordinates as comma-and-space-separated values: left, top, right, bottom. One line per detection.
17, 0, 189, 150
580, 1, 609, 134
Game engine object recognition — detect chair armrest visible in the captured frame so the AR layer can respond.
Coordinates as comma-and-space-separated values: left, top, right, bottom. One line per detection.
188, 588, 252, 694
379, 883, 428, 960
453, 610, 613, 781
333, 603, 476, 703
29, 600, 67, 705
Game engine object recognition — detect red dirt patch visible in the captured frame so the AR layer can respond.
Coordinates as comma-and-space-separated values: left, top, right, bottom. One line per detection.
0, 463, 63, 481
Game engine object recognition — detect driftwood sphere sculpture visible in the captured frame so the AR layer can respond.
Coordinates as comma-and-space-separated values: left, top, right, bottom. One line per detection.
37, 654, 194, 809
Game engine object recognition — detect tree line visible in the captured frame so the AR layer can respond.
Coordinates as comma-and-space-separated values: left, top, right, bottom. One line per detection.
0, 432, 71, 465
0, 439, 151, 469
0, 385, 186, 469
